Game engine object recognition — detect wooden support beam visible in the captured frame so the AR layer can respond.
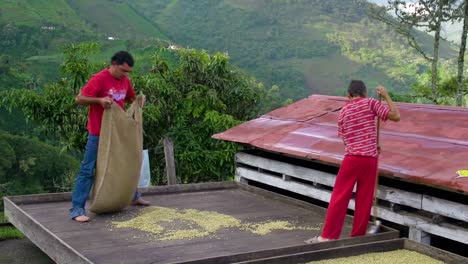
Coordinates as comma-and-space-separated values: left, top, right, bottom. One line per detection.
239, 177, 249, 185
236, 167, 333, 203
236, 152, 336, 186
163, 137, 177, 185
422, 195, 468, 222
236, 153, 468, 222
236, 166, 468, 244
409, 227, 431, 245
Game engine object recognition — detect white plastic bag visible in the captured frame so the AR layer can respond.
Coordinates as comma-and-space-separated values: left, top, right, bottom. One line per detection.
138, 149, 151, 188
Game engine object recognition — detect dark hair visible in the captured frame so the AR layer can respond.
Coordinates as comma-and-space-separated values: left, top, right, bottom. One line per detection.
347, 80, 367, 97
111, 51, 134, 67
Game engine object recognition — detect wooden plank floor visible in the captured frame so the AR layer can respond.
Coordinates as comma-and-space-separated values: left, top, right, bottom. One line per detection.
16, 188, 354, 264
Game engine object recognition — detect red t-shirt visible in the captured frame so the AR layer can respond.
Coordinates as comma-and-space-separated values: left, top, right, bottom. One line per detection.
80, 68, 136, 136
338, 97, 390, 157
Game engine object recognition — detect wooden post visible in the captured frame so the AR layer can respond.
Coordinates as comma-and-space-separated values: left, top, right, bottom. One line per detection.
409, 227, 431, 245
239, 177, 249, 185
163, 137, 176, 185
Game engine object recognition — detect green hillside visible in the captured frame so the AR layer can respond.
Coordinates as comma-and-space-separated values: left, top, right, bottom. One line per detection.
0, 0, 461, 99
126, 0, 458, 98
0, 0, 171, 88
66, 0, 169, 40
0, 0, 89, 31
0, 0, 168, 40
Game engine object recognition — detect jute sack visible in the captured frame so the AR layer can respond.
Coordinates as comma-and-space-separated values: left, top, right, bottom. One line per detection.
89, 101, 143, 213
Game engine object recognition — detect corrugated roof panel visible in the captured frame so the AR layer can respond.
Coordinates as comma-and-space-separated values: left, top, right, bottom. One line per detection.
213, 118, 302, 144
213, 95, 468, 194
264, 95, 345, 121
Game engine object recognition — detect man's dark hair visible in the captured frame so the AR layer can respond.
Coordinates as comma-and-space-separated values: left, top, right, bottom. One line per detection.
111, 51, 134, 67
347, 80, 367, 97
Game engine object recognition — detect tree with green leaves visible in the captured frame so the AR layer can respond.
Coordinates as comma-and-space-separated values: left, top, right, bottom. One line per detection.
0, 42, 105, 151
60, 42, 101, 94
456, 0, 468, 106
371, 0, 459, 104
403, 61, 468, 105
0, 132, 79, 210
133, 48, 287, 184
1, 43, 287, 185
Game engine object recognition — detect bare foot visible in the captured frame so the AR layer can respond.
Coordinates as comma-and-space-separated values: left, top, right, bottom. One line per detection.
130, 197, 151, 206
73, 215, 90, 222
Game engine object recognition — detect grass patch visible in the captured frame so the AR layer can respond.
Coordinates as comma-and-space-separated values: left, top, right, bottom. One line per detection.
0, 212, 24, 240
0, 212, 7, 223
0, 227, 24, 241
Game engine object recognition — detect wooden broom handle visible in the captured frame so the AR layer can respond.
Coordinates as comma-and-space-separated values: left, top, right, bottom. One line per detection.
377, 94, 382, 148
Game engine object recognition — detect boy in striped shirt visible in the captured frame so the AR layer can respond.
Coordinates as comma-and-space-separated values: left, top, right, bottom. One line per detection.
307, 80, 400, 243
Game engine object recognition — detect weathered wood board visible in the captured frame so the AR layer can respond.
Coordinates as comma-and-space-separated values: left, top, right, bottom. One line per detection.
235, 152, 468, 245
4, 182, 398, 264
237, 238, 468, 264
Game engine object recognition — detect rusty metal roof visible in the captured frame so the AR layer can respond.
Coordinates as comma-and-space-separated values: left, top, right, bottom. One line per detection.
213, 95, 468, 194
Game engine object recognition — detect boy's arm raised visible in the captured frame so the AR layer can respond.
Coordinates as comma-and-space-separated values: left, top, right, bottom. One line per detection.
376, 85, 400, 122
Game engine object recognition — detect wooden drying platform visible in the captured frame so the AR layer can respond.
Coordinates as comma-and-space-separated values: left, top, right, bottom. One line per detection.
4, 182, 398, 264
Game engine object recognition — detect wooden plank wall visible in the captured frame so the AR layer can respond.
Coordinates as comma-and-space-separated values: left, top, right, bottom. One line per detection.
235, 152, 468, 245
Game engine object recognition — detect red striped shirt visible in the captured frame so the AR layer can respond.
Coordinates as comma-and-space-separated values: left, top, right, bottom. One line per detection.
338, 97, 390, 157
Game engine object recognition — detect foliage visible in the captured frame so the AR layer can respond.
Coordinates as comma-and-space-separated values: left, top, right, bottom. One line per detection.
373, 0, 459, 60
133, 48, 285, 184
1, 0, 461, 101
0, 42, 108, 151
326, 17, 429, 91
0, 212, 7, 223
2, 42, 286, 186
126, 0, 458, 98
0, 54, 33, 91
66, 0, 169, 40
0, 132, 79, 210
0, 23, 94, 59
0, 0, 89, 31
61, 42, 101, 93
1, 84, 89, 151
408, 64, 468, 105
370, 0, 462, 104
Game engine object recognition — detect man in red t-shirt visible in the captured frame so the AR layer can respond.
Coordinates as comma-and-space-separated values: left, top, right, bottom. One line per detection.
69, 51, 150, 222
306, 80, 400, 243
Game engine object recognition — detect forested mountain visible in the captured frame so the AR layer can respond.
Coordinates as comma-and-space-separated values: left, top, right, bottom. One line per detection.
0, 0, 464, 212
0, 0, 459, 99
125, 0, 458, 98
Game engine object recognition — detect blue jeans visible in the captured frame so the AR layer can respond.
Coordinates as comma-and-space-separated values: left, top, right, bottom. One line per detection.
69, 135, 142, 219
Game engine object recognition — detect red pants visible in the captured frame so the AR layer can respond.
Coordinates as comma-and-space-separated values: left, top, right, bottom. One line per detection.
321, 155, 378, 239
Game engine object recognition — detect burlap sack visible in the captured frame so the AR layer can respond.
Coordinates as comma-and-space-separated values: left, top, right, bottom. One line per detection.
89, 101, 143, 213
